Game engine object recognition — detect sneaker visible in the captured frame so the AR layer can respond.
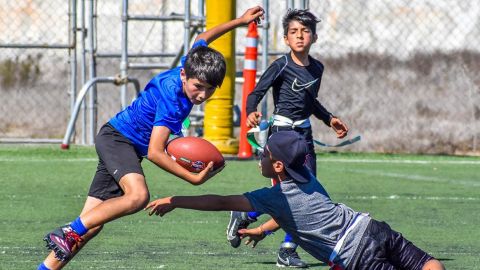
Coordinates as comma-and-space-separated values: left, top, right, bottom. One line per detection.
276, 242, 308, 268
43, 225, 83, 262
226, 211, 255, 248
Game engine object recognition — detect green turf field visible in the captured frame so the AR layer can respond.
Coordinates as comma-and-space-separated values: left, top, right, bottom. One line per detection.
0, 145, 479, 269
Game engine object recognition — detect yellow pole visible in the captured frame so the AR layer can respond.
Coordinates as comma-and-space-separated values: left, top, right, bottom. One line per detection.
204, 0, 238, 154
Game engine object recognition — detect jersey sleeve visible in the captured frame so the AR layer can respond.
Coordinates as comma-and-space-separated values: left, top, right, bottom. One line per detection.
312, 99, 333, 126
153, 104, 183, 135
153, 84, 184, 135
243, 186, 280, 216
245, 60, 283, 116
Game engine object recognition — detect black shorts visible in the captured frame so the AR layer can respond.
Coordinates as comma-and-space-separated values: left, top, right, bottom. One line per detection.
346, 220, 434, 270
88, 123, 144, 201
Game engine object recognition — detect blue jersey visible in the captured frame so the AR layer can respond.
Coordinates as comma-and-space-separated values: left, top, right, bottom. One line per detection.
109, 39, 207, 157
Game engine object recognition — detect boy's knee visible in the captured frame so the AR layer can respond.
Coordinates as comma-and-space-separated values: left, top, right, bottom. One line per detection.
422, 259, 445, 270
128, 190, 150, 211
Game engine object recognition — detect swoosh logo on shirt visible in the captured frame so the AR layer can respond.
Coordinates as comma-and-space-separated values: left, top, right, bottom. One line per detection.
291, 78, 318, 92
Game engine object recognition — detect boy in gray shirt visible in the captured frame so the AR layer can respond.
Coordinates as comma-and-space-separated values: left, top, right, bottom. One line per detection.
145, 131, 445, 270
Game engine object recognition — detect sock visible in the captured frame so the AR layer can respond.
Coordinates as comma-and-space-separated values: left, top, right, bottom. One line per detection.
70, 217, 88, 236
247, 211, 261, 220
280, 241, 298, 250
37, 263, 50, 270
284, 233, 293, 243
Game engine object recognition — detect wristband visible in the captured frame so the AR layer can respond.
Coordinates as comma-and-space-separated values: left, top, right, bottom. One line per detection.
260, 224, 274, 236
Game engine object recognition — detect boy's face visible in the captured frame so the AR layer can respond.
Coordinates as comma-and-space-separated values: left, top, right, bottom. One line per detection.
259, 147, 279, 178
181, 69, 216, 105
284, 20, 317, 53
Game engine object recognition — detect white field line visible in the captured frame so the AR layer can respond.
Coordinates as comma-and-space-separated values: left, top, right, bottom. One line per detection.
341, 194, 479, 201
347, 169, 480, 187
0, 157, 97, 162
0, 156, 479, 165
319, 158, 480, 165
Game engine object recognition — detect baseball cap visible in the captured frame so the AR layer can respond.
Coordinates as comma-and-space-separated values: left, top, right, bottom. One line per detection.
266, 130, 314, 183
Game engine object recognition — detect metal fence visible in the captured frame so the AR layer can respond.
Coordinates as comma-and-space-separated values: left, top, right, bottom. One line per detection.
0, 0, 73, 142
0, 0, 479, 155
303, 1, 480, 155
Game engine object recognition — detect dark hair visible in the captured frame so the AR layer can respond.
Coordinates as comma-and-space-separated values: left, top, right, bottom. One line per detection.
183, 46, 226, 88
282, 9, 320, 36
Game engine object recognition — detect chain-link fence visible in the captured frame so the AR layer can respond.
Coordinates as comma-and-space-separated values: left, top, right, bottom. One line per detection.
240, 0, 480, 155
1, 0, 479, 154
304, 0, 480, 155
0, 0, 72, 140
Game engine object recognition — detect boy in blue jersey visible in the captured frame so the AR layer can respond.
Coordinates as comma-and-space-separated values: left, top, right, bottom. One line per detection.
227, 9, 349, 268
145, 131, 445, 270
37, 6, 265, 270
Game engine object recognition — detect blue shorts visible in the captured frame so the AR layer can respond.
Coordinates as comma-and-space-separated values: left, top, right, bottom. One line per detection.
346, 219, 434, 270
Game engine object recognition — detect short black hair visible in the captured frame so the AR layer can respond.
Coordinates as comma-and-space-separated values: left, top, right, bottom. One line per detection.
183, 46, 226, 88
282, 9, 320, 36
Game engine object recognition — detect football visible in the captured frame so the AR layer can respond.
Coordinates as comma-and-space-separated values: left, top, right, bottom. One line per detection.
166, 136, 225, 173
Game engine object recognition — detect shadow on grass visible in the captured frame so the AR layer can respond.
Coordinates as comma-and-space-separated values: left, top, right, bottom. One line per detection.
437, 258, 454, 261
245, 261, 327, 267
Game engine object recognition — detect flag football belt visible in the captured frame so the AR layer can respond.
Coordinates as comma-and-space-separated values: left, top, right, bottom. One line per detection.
328, 212, 369, 270
246, 115, 361, 151
272, 114, 311, 128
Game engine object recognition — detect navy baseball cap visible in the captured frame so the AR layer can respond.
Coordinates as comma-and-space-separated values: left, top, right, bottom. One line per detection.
266, 130, 314, 183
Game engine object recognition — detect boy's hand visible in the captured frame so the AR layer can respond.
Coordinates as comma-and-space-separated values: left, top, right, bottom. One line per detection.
239, 6, 265, 25
246, 111, 262, 128
145, 197, 175, 217
238, 227, 266, 248
330, 117, 348, 139
190, 161, 225, 185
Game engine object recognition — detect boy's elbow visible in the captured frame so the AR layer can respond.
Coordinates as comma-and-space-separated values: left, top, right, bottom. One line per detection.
195, 33, 207, 43
147, 148, 166, 164
189, 180, 203, 186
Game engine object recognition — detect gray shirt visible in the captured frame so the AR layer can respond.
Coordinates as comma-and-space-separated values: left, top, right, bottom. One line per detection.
244, 178, 370, 268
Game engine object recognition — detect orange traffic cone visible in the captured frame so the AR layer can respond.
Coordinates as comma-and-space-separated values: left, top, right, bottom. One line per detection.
238, 22, 259, 159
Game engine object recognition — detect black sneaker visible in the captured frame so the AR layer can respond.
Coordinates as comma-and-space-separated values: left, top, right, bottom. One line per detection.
276, 242, 308, 268
226, 211, 255, 248
43, 225, 83, 262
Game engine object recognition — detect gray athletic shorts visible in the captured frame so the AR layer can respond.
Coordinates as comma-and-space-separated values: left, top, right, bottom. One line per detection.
88, 123, 144, 201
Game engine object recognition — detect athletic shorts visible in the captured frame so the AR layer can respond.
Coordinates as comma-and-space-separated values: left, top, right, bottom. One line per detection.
346, 219, 434, 270
88, 123, 144, 201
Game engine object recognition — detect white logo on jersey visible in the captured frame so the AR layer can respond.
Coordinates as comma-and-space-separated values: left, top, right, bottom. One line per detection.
291, 78, 318, 92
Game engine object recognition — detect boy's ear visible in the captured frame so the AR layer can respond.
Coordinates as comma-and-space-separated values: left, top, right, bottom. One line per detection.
180, 68, 187, 83
273, 160, 285, 173
283, 35, 290, 46
312, 34, 318, 43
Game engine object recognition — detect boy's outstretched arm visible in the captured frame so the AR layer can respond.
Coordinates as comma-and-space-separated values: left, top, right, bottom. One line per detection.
145, 195, 253, 216
195, 6, 264, 44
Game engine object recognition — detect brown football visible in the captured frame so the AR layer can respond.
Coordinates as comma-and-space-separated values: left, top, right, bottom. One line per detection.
166, 136, 225, 173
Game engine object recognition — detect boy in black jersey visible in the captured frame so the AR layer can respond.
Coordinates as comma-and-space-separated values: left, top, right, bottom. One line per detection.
226, 9, 349, 268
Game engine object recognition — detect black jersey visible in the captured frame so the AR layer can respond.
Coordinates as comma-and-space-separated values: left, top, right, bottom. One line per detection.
246, 53, 332, 126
